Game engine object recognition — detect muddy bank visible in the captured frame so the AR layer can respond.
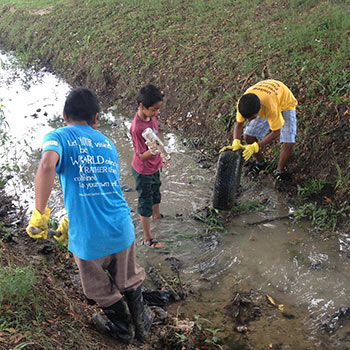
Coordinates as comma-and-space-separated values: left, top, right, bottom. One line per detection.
2, 192, 349, 350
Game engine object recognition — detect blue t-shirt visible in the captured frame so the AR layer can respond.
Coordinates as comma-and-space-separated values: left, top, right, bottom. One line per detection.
42, 124, 135, 260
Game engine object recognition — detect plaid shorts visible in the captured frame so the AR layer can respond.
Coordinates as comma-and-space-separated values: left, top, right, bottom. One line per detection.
244, 109, 297, 143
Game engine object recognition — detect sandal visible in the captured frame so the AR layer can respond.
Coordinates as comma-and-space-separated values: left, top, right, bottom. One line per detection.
152, 214, 164, 219
143, 239, 164, 249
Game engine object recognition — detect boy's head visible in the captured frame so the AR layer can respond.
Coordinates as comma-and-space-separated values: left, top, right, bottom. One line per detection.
137, 84, 164, 120
137, 84, 163, 108
63, 87, 100, 126
238, 93, 260, 120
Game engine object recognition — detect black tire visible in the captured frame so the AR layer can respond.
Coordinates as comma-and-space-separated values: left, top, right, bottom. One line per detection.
212, 150, 243, 210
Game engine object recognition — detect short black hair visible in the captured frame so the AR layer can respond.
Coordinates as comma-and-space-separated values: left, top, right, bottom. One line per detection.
63, 87, 100, 125
238, 93, 260, 119
137, 84, 164, 108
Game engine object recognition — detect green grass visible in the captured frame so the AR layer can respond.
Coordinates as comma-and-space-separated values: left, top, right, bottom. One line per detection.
231, 200, 265, 215
0, 255, 100, 349
0, 263, 41, 331
293, 201, 350, 233
0, 0, 65, 9
1, 1, 348, 116
297, 179, 329, 199
1, 0, 348, 104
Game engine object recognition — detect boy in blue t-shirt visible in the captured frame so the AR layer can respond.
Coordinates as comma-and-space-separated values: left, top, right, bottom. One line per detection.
26, 88, 152, 344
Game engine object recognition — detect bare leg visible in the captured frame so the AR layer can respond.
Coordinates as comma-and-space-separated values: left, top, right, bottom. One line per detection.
278, 143, 294, 171
152, 203, 162, 219
140, 214, 164, 248
140, 215, 152, 242
244, 134, 264, 163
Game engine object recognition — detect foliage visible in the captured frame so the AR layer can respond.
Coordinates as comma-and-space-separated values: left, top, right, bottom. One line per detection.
192, 207, 227, 234
0, 245, 104, 350
169, 314, 223, 350
0, 0, 65, 9
194, 315, 223, 350
230, 199, 264, 215
293, 201, 350, 232
0, 263, 41, 331
297, 178, 329, 198
0, 221, 12, 241
335, 163, 350, 196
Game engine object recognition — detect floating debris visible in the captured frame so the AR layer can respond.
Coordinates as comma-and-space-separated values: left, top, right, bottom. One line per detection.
266, 294, 284, 311
322, 306, 350, 334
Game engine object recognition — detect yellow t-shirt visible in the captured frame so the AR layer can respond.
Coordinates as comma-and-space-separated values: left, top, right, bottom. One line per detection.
236, 80, 298, 130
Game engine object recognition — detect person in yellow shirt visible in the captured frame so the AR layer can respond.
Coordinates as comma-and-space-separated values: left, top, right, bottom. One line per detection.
221, 80, 297, 181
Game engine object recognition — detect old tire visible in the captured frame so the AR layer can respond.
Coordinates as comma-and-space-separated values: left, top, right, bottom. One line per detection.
212, 150, 243, 210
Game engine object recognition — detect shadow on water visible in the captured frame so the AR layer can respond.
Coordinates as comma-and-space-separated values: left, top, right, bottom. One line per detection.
1, 50, 350, 349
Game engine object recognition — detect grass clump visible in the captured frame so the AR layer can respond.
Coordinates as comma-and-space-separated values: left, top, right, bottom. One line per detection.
0, 263, 41, 331
293, 201, 350, 233
297, 178, 329, 199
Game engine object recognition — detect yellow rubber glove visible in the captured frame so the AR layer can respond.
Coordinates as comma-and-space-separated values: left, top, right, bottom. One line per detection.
53, 217, 68, 242
219, 139, 242, 153
242, 142, 259, 161
26, 208, 50, 239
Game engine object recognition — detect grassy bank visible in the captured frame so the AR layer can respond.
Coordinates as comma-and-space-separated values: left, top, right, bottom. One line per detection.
0, 0, 349, 229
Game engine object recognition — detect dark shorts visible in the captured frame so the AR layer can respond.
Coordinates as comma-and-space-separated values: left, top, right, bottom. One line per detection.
132, 167, 161, 217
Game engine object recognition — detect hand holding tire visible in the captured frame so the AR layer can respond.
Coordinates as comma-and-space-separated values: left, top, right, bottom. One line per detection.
242, 142, 259, 161
219, 139, 243, 153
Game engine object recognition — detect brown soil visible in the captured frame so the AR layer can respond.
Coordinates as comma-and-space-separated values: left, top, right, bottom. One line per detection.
0, 189, 231, 350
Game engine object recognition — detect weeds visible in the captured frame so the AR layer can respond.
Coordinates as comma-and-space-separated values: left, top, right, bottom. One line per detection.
192, 207, 227, 234
0, 221, 12, 241
0, 263, 42, 331
230, 200, 264, 215
297, 178, 328, 198
170, 314, 223, 350
194, 314, 223, 350
0, 0, 65, 9
215, 110, 235, 131
293, 201, 350, 232
335, 163, 350, 195
0, 254, 99, 349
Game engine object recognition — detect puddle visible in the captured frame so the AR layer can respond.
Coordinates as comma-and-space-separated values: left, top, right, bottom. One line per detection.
1, 50, 349, 349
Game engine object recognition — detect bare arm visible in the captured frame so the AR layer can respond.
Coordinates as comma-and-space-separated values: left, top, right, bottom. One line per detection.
138, 150, 154, 161
235, 119, 280, 148
258, 129, 280, 147
233, 121, 244, 140
34, 150, 59, 214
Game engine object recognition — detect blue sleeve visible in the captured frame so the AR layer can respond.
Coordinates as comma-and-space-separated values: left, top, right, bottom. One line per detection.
42, 130, 62, 172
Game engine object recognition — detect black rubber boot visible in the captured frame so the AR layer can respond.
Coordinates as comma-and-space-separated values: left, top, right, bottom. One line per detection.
100, 298, 135, 344
124, 286, 154, 342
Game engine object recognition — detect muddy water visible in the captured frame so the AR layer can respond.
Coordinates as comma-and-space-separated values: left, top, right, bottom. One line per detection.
1, 51, 349, 350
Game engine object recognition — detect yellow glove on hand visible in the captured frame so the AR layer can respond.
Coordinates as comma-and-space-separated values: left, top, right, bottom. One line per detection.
219, 139, 242, 153
242, 142, 259, 161
53, 217, 68, 242
26, 208, 50, 239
